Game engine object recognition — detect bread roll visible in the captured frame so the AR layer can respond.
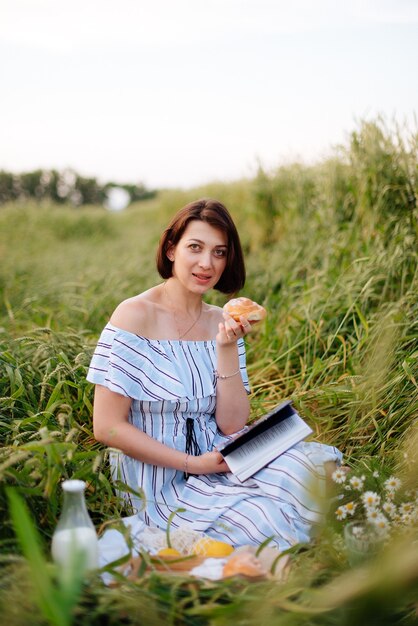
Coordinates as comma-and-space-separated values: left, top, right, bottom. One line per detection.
222, 552, 267, 578
223, 297, 267, 322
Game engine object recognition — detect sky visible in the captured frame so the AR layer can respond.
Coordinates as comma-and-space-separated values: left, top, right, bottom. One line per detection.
1, 0, 417, 189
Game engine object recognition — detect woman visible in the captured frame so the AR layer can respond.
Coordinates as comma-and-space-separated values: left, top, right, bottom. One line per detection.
87, 198, 342, 551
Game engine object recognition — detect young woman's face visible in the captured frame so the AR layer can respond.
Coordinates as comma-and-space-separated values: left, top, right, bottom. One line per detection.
168, 220, 228, 293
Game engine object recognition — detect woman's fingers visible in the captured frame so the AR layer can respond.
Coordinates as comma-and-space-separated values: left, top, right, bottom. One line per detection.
198, 450, 230, 474
220, 312, 252, 341
239, 316, 253, 333
214, 456, 230, 473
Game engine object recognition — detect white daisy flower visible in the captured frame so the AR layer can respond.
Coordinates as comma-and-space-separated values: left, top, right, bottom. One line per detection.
371, 515, 390, 537
392, 513, 402, 525
371, 514, 388, 528
332, 468, 347, 484
366, 507, 381, 522
349, 476, 365, 491
335, 506, 347, 520
344, 501, 357, 516
362, 491, 381, 508
382, 501, 397, 518
384, 476, 401, 492
399, 502, 414, 515
373, 470, 379, 478
401, 512, 413, 526
386, 489, 396, 501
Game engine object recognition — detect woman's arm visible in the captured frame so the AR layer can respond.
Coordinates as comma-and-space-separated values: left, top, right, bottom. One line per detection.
92, 385, 229, 474
214, 314, 252, 435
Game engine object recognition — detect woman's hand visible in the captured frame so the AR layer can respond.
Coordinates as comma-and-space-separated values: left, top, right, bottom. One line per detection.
216, 312, 253, 347
188, 450, 230, 475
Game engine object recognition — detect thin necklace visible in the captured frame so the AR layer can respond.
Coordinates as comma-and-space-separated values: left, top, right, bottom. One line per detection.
164, 283, 203, 340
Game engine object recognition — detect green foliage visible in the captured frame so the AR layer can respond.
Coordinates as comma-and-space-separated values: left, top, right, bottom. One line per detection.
348, 118, 417, 224
0, 168, 156, 207
0, 117, 417, 624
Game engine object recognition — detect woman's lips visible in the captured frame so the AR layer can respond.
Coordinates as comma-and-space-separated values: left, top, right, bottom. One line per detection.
193, 273, 211, 282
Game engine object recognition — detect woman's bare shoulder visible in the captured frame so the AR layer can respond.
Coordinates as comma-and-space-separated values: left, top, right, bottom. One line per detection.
109, 287, 161, 335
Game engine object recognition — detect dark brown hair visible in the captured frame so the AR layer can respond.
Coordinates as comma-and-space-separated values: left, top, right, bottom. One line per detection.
156, 198, 246, 294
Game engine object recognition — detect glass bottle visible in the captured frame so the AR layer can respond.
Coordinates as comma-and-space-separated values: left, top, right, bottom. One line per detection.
51, 479, 99, 571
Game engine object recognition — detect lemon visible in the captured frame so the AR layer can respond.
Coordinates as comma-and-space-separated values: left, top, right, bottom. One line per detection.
157, 547, 182, 557
192, 538, 234, 558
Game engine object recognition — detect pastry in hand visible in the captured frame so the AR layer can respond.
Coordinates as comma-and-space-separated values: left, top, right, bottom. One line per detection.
223, 297, 267, 323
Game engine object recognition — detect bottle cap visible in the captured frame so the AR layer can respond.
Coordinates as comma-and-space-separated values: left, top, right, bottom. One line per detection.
61, 479, 86, 492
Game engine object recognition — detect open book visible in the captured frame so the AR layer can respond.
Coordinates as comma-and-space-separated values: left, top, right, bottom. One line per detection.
218, 400, 313, 482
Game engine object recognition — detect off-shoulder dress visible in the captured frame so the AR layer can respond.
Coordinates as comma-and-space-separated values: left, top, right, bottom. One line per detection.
87, 323, 342, 550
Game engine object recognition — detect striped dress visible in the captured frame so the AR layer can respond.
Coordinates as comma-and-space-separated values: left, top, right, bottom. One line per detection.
87, 323, 342, 550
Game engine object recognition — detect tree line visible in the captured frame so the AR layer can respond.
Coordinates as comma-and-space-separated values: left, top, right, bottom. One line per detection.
0, 168, 156, 206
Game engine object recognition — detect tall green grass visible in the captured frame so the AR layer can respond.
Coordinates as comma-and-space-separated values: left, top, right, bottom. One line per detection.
0, 118, 417, 624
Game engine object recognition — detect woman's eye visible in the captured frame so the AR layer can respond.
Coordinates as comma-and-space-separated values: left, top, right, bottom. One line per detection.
189, 244, 200, 251
214, 249, 227, 257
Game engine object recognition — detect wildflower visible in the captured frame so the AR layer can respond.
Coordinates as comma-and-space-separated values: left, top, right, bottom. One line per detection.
344, 501, 357, 516
382, 501, 397, 518
399, 502, 414, 515
362, 491, 381, 508
384, 476, 401, 493
335, 506, 347, 520
371, 514, 390, 534
373, 513, 389, 529
366, 507, 381, 523
349, 475, 365, 491
332, 468, 347, 484
401, 512, 413, 526
334, 466, 415, 547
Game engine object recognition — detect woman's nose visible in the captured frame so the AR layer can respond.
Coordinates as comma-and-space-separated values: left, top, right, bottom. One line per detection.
198, 252, 212, 269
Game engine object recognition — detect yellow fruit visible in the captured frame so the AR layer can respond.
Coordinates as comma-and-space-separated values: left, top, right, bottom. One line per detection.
157, 547, 182, 557
192, 538, 234, 558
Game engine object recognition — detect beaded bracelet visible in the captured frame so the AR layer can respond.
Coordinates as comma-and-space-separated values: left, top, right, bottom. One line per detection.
215, 368, 240, 380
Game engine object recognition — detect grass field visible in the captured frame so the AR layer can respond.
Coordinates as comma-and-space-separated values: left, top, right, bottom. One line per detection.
0, 118, 417, 625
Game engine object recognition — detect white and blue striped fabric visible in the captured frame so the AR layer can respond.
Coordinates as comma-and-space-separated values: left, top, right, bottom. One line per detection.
87, 323, 342, 550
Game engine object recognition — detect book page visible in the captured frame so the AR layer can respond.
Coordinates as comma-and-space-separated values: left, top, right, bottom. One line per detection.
223, 412, 312, 481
